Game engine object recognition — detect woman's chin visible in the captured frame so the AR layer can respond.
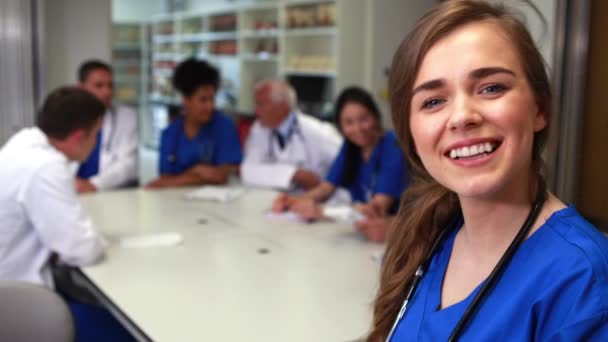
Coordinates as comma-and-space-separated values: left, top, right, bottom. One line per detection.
196, 114, 213, 124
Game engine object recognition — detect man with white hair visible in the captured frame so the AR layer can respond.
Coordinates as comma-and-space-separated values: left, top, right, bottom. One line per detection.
241, 79, 342, 191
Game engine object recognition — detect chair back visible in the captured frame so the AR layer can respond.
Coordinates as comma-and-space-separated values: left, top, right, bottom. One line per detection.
0, 282, 75, 342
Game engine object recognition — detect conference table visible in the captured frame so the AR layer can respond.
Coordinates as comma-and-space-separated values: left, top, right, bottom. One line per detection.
76, 187, 383, 341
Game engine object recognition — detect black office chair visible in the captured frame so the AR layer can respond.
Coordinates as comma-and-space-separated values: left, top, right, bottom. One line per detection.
0, 281, 75, 342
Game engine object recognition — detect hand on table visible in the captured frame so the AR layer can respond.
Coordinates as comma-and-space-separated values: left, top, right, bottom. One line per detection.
76, 178, 97, 194
355, 216, 393, 243
290, 198, 324, 221
144, 178, 172, 189
272, 193, 324, 221
292, 168, 321, 190
272, 192, 292, 212
355, 202, 383, 219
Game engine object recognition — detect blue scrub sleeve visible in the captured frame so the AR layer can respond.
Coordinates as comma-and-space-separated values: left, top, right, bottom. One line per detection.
158, 127, 174, 175
214, 119, 243, 165
537, 247, 608, 341
325, 142, 348, 186
374, 133, 408, 199
547, 314, 608, 341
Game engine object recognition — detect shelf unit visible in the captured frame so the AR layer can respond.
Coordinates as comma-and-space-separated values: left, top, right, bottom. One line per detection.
111, 23, 146, 107
146, 0, 365, 118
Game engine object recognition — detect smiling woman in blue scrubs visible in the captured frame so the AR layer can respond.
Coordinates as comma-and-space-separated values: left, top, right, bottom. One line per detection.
272, 87, 409, 241
368, 1, 608, 341
146, 58, 242, 188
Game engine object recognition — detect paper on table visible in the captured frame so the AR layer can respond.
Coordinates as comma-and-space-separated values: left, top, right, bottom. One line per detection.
323, 205, 365, 224
241, 163, 294, 190
184, 186, 245, 203
371, 249, 385, 264
265, 211, 307, 223
119, 232, 183, 248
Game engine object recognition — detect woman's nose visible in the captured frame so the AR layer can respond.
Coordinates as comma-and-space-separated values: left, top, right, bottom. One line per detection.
447, 95, 483, 131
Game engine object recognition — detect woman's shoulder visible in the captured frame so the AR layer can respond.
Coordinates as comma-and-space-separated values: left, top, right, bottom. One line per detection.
161, 116, 183, 136
210, 111, 237, 128
381, 130, 400, 146
541, 206, 608, 272
524, 206, 608, 338
379, 130, 403, 154
383, 130, 398, 139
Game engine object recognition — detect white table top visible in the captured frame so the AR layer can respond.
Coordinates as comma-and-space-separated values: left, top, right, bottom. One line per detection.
79, 187, 383, 342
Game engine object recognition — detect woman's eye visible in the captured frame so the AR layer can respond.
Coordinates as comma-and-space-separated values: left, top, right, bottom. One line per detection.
480, 84, 506, 94
421, 98, 445, 110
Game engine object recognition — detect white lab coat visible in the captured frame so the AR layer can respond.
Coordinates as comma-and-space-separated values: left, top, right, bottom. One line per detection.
0, 128, 106, 288
87, 105, 138, 190
241, 112, 342, 190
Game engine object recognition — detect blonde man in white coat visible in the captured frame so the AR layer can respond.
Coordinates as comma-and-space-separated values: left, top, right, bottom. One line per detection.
241, 79, 342, 191
76, 60, 138, 193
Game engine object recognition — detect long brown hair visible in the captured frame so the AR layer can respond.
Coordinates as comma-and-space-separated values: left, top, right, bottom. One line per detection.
368, 1, 552, 340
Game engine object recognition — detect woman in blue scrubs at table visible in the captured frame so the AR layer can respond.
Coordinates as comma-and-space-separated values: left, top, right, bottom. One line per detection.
368, 1, 608, 341
146, 58, 242, 188
272, 86, 409, 241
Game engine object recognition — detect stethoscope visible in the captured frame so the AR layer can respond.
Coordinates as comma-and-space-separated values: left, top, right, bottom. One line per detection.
361, 138, 384, 202
167, 116, 214, 165
386, 190, 547, 342
265, 116, 310, 165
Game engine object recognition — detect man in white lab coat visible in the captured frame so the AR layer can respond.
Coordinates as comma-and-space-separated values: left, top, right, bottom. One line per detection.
241, 79, 342, 191
0, 87, 106, 288
76, 60, 138, 193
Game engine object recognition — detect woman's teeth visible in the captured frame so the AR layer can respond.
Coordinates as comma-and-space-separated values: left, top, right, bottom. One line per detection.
449, 142, 496, 159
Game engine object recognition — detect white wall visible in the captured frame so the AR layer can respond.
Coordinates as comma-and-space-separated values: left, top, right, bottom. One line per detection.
366, 0, 437, 129
44, 0, 111, 92
0, 0, 38, 144
367, 0, 556, 129
488, 0, 557, 70
521, 0, 557, 70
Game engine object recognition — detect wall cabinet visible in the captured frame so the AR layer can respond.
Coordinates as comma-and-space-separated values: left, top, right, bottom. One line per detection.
147, 0, 366, 119
112, 23, 146, 106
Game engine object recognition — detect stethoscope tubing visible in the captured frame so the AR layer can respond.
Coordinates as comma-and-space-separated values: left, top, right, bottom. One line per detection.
386, 190, 546, 342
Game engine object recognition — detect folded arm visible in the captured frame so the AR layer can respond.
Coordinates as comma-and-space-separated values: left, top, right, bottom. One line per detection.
146, 164, 234, 189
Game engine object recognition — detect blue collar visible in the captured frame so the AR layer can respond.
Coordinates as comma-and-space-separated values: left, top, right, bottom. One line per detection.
276, 111, 297, 139
176, 111, 217, 135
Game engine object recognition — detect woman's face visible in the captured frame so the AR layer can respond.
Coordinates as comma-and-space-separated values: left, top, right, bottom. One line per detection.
409, 21, 546, 200
183, 85, 215, 124
339, 102, 379, 149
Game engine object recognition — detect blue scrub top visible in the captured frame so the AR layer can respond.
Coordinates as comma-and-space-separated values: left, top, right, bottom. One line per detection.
77, 130, 102, 179
391, 206, 608, 341
326, 131, 408, 203
159, 112, 242, 175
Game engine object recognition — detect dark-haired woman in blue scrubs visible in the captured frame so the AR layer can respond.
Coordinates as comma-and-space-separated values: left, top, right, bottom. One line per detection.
272, 86, 409, 241
146, 58, 242, 188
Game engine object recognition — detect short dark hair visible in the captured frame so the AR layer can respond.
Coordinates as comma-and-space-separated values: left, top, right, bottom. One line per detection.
37, 87, 105, 139
172, 58, 220, 97
78, 59, 112, 83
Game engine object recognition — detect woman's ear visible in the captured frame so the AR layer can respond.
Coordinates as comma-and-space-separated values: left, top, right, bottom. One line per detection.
534, 110, 547, 132
409, 136, 418, 155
